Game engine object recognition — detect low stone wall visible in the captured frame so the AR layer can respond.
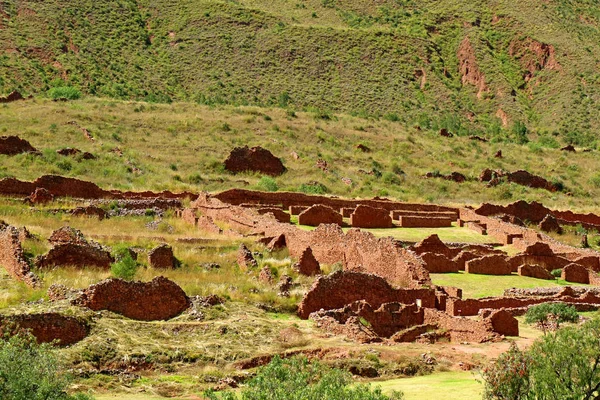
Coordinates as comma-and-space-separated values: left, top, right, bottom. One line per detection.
419, 253, 459, 273
298, 271, 436, 319
350, 205, 394, 228
391, 210, 457, 220
518, 264, 554, 280
73, 276, 190, 321
298, 205, 343, 227
465, 255, 512, 275
0, 313, 89, 346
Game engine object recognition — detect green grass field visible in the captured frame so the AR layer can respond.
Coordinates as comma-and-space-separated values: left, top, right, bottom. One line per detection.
431, 271, 579, 298
378, 371, 483, 400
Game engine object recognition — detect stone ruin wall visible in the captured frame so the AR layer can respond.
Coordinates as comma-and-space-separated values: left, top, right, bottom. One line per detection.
0, 223, 39, 287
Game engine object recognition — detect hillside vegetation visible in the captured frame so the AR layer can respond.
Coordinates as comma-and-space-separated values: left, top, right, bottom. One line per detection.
2, 98, 600, 214
1, 0, 600, 145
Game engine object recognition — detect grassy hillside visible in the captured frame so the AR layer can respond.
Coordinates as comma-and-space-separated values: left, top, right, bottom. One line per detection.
2, 98, 600, 214
1, 0, 600, 145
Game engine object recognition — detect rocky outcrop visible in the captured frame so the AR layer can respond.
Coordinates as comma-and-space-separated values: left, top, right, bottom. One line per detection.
0, 135, 38, 155
0, 222, 39, 286
56, 148, 96, 160
148, 244, 177, 269
0, 91, 25, 103
298, 205, 343, 227
73, 277, 190, 321
293, 247, 321, 276
35, 227, 113, 269
458, 37, 488, 98
0, 313, 89, 346
297, 271, 436, 319
224, 146, 286, 176
350, 205, 394, 228
237, 244, 257, 271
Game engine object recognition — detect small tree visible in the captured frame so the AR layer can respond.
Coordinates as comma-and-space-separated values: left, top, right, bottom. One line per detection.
205, 356, 404, 400
110, 247, 138, 281
0, 332, 93, 400
481, 342, 532, 400
525, 303, 579, 334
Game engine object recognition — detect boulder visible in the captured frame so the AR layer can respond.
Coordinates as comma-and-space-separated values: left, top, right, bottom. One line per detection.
298, 205, 343, 227
293, 247, 321, 276
224, 146, 286, 176
148, 244, 177, 269
350, 205, 394, 228
73, 277, 190, 321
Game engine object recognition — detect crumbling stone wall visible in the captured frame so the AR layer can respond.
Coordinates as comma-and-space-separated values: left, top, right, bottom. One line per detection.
399, 216, 453, 228
0, 135, 38, 155
298, 205, 343, 227
562, 263, 590, 284
419, 253, 459, 273
349, 205, 394, 228
0, 313, 89, 346
224, 146, 286, 176
298, 271, 436, 319
465, 255, 512, 275
518, 264, 554, 280
0, 222, 39, 287
73, 276, 190, 321
36, 227, 113, 269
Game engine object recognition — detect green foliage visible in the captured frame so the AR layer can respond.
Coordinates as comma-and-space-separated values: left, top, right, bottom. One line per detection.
484, 319, 600, 400
110, 247, 138, 281
257, 176, 279, 192
0, 332, 94, 400
299, 181, 328, 194
525, 303, 579, 332
47, 86, 82, 100
550, 268, 562, 278
481, 342, 532, 400
204, 356, 404, 400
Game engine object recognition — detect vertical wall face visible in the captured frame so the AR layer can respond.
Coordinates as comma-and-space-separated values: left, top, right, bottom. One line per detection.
0, 224, 39, 287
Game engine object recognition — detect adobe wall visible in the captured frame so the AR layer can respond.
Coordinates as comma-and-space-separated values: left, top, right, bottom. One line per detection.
0, 313, 89, 346
213, 188, 458, 214
465, 255, 512, 275
350, 205, 394, 228
419, 253, 460, 273
0, 223, 40, 287
423, 309, 501, 343
399, 216, 453, 228
73, 276, 190, 321
297, 271, 436, 319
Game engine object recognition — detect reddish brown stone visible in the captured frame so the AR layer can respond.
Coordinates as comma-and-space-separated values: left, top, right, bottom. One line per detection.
28, 187, 54, 204
518, 264, 554, 280
419, 253, 459, 273
277, 275, 293, 297
561, 145, 576, 152
298, 205, 343, 227
267, 234, 287, 251
399, 216, 452, 228
257, 208, 290, 223
507, 170, 560, 192
561, 263, 590, 284
538, 214, 562, 234
293, 247, 321, 276
238, 244, 258, 270
0, 313, 89, 346
224, 146, 286, 176
297, 270, 436, 319
0, 135, 38, 155
0, 90, 25, 103
36, 227, 113, 270
259, 266, 274, 284
412, 234, 459, 259
350, 205, 394, 228
148, 244, 177, 269
485, 309, 519, 337
0, 222, 40, 287
73, 277, 190, 321
465, 255, 512, 275
71, 205, 108, 220
452, 251, 480, 271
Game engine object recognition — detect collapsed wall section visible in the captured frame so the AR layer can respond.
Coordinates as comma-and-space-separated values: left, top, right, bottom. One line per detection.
0, 222, 39, 287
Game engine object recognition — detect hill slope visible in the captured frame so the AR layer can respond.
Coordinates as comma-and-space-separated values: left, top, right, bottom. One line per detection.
1, 0, 600, 144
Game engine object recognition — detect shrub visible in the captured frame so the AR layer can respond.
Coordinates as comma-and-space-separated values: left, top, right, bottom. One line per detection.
299, 181, 328, 194
257, 176, 279, 192
47, 86, 82, 100
525, 302, 578, 333
204, 356, 404, 400
481, 342, 531, 400
551, 268, 562, 278
0, 331, 94, 400
110, 247, 138, 281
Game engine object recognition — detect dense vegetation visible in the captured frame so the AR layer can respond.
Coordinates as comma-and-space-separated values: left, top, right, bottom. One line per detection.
2, 0, 600, 145
482, 318, 600, 400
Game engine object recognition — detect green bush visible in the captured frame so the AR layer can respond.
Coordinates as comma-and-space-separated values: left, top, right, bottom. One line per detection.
551, 268, 562, 278
204, 356, 404, 400
47, 86, 82, 100
525, 302, 578, 333
0, 332, 94, 400
299, 181, 328, 194
257, 176, 279, 192
110, 247, 138, 281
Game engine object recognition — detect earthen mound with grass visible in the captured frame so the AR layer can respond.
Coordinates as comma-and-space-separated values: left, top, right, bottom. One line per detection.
224, 146, 286, 176
0, 135, 38, 155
